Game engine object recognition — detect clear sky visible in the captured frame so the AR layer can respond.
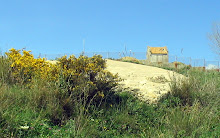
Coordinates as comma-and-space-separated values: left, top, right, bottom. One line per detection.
0, 0, 220, 60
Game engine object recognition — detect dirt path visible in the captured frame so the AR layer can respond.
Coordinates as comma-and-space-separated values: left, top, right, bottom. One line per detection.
105, 59, 185, 103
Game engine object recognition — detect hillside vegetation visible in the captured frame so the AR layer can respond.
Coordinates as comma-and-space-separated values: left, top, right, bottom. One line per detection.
0, 49, 219, 137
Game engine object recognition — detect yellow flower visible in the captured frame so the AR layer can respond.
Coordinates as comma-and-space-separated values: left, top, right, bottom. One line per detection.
20, 126, 29, 130
98, 92, 104, 98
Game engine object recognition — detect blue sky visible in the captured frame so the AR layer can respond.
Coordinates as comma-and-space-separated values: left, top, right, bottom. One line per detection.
0, 0, 220, 60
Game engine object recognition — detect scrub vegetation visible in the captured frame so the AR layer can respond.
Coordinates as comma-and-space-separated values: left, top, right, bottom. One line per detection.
0, 49, 219, 137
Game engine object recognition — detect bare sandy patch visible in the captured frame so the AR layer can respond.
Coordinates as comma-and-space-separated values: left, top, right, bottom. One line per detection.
105, 59, 185, 103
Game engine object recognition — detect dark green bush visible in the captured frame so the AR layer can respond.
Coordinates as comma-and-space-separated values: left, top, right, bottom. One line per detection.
57, 55, 120, 107
159, 78, 195, 107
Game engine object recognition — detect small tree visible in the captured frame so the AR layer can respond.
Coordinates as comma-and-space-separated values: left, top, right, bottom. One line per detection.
208, 23, 220, 55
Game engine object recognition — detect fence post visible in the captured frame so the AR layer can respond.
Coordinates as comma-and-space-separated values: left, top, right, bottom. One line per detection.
217, 61, 220, 72
189, 57, 192, 66
174, 56, 178, 69
203, 59, 206, 72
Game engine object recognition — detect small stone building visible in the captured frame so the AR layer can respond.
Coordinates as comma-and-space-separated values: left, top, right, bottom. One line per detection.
146, 46, 168, 63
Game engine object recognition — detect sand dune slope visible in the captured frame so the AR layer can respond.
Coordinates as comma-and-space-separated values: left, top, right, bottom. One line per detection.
106, 59, 185, 103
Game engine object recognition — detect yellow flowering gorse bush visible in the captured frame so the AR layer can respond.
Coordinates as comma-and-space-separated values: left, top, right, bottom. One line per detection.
5, 48, 119, 103
57, 54, 119, 101
5, 48, 58, 83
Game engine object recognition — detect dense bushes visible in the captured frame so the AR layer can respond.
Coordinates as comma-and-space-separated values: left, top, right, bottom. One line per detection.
5, 48, 119, 102
160, 70, 220, 108
57, 55, 119, 105
5, 48, 56, 84
0, 49, 219, 137
1, 48, 120, 126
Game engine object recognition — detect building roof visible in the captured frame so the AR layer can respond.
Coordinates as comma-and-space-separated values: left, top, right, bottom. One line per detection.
148, 46, 168, 54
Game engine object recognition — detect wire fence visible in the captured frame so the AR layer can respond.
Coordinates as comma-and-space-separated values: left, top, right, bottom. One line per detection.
43, 52, 220, 71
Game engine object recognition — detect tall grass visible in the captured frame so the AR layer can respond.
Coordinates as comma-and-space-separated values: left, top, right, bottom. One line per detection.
0, 55, 219, 137
159, 69, 220, 137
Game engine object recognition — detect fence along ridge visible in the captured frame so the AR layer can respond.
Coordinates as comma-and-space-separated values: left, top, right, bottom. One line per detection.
42, 52, 219, 70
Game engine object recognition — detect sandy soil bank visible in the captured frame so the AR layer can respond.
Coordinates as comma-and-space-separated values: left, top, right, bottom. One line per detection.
106, 59, 185, 103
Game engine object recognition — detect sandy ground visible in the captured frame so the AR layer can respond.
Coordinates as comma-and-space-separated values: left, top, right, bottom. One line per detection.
105, 59, 185, 103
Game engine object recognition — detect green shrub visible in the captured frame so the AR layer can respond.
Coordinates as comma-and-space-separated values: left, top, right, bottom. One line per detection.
160, 77, 195, 107
160, 69, 220, 107
0, 56, 14, 84
158, 69, 220, 137
57, 55, 120, 107
0, 49, 219, 137
0, 50, 120, 127
120, 57, 141, 64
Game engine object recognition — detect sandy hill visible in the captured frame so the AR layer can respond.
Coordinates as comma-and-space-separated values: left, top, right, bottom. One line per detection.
106, 59, 185, 103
